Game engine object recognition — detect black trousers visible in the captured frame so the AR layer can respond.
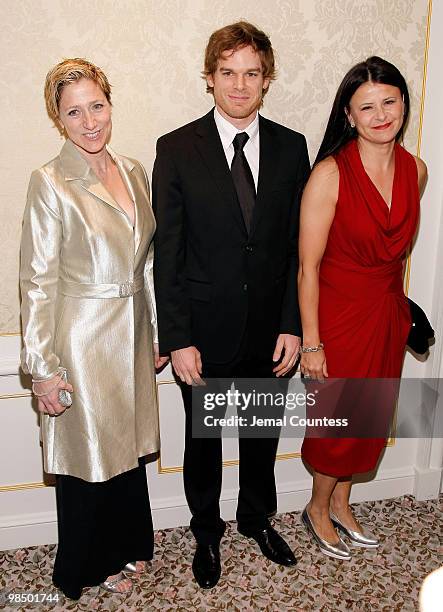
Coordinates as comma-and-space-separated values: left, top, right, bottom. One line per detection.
52, 461, 153, 600
180, 341, 288, 545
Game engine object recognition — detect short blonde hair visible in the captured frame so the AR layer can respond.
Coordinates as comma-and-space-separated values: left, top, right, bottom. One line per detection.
44, 58, 112, 125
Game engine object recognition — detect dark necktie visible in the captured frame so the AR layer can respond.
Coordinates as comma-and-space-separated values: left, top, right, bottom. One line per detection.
231, 132, 256, 234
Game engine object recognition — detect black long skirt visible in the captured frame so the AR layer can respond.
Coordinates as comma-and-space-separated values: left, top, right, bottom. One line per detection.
52, 461, 154, 600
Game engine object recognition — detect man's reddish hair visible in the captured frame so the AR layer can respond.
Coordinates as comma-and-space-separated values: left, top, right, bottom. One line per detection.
203, 21, 276, 96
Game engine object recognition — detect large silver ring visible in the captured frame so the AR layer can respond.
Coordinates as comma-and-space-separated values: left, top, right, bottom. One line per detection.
58, 389, 72, 408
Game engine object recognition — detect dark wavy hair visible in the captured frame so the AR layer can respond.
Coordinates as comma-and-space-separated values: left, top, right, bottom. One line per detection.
314, 56, 410, 166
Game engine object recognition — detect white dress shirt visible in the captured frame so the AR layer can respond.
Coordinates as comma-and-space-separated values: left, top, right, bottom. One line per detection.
213, 107, 260, 191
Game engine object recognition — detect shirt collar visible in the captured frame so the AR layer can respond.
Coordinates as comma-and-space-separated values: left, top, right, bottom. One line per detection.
214, 107, 259, 152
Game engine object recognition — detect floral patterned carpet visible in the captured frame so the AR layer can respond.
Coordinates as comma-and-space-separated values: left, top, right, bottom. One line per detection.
1, 494, 441, 611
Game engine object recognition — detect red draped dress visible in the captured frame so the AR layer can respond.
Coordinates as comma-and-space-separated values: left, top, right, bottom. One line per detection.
301, 139, 420, 477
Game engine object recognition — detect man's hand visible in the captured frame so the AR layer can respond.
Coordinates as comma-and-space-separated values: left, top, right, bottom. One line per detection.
171, 346, 204, 385
154, 343, 169, 370
272, 334, 301, 377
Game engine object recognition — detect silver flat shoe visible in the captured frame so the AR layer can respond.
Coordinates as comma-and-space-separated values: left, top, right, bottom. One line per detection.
100, 572, 133, 595
301, 507, 351, 560
330, 511, 379, 548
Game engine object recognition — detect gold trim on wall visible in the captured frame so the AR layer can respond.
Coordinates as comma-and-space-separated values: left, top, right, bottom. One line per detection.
0, 397, 395, 486
0, 332, 21, 337
417, 0, 432, 160
0, 443, 395, 489
0, 392, 32, 400
404, 0, 432, 296
156, 378, 303, 473
157, 449, 303, 474
156, 376, 396, 473
157, 441, 395, 474
0, 481, 46, 492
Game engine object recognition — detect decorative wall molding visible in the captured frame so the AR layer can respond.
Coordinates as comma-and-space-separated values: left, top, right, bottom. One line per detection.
0, 465, 417, 550
0, 360, 20, 378
416, 0, 433, 159
0, 482, 46, 493
0, 393, 31, 401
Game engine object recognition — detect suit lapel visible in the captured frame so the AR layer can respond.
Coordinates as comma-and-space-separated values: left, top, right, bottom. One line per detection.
194, 111, 247, 235
250, 116, 280, 237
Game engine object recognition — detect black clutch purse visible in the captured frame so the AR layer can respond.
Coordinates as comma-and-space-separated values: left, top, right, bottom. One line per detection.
407, 298, 434, 355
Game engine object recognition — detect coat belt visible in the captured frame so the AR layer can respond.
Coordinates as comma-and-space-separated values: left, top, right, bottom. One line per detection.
59, 276, 144, 299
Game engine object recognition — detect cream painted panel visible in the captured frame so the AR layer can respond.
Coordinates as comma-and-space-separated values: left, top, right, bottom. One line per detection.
276, 436, 302, 457
158, 381, 186, 471
221, 437, 240, 463
0, 488, 55, 521
156, 363, 174, 383
0, 397, 45, 487
0, 335, 22, 377
157, 380, 239, 469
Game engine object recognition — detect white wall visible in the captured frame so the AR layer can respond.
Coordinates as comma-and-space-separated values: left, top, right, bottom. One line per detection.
408, 0, 443, 498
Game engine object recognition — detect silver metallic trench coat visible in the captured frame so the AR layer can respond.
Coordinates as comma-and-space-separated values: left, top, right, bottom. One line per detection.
20, 139, 159, 482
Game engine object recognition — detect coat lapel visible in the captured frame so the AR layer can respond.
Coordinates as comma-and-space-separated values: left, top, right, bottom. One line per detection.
250, 116, 280, 237
60, 139, 131, 219
194, 111, 247, 235
123, 160, 145, 257
60, 140, 145, 251
82, 180, 122, 215
129, 167, 147, 258
107, 148, 146, 256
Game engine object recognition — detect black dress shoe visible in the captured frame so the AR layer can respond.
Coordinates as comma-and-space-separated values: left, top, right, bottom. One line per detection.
192, 544, 221, 589
238, 525, 297, 566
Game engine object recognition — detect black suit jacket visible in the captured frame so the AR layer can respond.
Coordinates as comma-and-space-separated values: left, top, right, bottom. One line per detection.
152, 110, 310, 364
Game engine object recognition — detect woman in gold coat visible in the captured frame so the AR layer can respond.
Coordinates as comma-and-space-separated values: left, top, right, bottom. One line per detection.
20, 58, 167, 600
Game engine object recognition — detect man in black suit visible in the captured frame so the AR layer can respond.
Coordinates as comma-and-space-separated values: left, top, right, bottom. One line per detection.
153, 21, 310, 588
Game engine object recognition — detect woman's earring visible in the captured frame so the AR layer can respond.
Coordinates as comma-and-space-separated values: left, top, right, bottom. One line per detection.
350, 119, 355, 128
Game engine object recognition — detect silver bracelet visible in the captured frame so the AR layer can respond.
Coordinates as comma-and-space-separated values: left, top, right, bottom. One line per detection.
32, 377, 62, 397
32, 368, 64, 397
300, 342, 324, 353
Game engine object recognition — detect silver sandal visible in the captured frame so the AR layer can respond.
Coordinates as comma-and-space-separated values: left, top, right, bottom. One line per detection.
100, 572, 133, 595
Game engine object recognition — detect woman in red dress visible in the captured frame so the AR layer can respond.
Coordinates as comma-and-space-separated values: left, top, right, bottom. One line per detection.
298, 56, 427, 559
